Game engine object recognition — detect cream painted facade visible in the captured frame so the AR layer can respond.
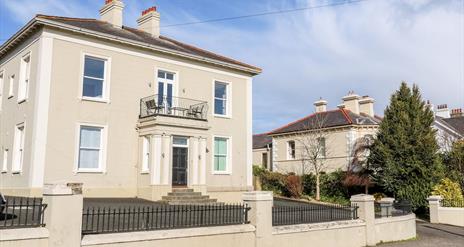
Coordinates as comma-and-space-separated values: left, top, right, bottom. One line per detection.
271, 126, 378, 174
0, 12, 259, 201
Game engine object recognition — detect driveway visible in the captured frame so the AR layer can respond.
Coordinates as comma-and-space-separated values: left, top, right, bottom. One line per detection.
380, 220, 464, 247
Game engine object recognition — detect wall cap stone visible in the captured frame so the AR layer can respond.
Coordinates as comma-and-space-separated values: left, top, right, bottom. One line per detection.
0, 227, 49, 241
350, 194, 375, 202
427, 195, 442, 202
43, 181, 83, 195
242, 191, 273, 201
272, 219, 365, 235
81, 224, 255, 246
379, 197, 395, 204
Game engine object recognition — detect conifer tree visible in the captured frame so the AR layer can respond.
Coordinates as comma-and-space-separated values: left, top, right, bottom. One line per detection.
368, 82, 443, 209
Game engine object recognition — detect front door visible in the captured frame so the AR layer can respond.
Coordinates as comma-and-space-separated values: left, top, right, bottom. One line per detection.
172, 137, 188, 186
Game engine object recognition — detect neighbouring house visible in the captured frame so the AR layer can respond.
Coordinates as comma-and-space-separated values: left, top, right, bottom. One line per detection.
0, 0, 261, 202
252, 133, 272, 170
255, 92, 381, 174
429, 103, 464, 151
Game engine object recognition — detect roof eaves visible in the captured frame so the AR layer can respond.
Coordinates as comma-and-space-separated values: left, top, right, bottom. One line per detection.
2, 16, 261, 75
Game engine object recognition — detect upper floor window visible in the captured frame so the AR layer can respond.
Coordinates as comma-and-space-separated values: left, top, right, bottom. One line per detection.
12, 124, 25, 173
157, 70, 175, 107
287, 140, 296, 160
317, 137, 326, 157
214, 81, 229, 116
213, 137, 230, 173
0, 71, 4, 110
77, 125, 105, 172
8, 75, 14, 98
18, 54, 31, 102
82, 55, 107, 100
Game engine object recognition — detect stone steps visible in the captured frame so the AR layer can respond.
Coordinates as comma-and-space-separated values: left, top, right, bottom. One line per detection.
160, 188, 219, 205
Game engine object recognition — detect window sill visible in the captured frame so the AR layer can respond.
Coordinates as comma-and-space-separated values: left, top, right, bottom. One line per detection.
212, 171, 231, 175
11, 170, 22, 174
75, 169, 105, 174
1, 171, 7, 174
17, 98, 27, 104
140, 170, 150, 174
80, 97, 109, 104
214, 114, 231, 119
8, 95, 14, 99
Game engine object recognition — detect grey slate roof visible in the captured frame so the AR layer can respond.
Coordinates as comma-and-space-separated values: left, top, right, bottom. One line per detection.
1, 15, 261, 74
442, 116, 464, 136
253, 134, 272, 149
268, 109, 380, 135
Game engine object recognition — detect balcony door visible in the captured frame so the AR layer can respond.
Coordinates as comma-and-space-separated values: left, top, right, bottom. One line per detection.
172, 137, 188, 187
157, 70, 175, 111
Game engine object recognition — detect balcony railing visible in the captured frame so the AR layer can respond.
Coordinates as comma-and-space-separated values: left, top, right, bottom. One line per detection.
140, 95, 208, 120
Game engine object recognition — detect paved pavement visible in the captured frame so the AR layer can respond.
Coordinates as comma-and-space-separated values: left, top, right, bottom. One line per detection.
380, 220, 464, 247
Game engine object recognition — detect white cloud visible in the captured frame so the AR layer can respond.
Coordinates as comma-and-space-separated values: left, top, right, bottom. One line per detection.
162, 0, 464, 133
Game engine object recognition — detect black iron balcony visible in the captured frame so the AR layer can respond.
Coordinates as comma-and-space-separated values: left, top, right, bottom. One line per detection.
140, 95, 208, 120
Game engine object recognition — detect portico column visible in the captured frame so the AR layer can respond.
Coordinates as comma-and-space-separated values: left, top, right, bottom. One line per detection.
190, 137, 199, 185
150, 134, 162, 185
161, 134, 171, 185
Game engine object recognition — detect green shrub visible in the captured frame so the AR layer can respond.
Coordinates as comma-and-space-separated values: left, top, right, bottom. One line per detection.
260, 171, 286, 195
302, 174, 316, 196
320, 170, 349, 199
253, 165, 266, 177
432, 178, 464, 203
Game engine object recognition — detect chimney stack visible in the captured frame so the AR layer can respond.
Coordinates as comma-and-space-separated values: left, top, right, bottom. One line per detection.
341, 91, 360, 114
359, 96, 375, 117
314, 98, 328, 113
100, 0, 125, 28
451, 108, 464, 118
137, 6, 160, 38
435, 104, 450, 118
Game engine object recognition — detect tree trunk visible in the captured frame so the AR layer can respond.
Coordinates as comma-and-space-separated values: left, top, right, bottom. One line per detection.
316, 173, 320, 201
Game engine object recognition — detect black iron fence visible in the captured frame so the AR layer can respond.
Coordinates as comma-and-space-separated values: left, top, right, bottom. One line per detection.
82, 203, 250, 235
272, 204, 358, 226
374, 201, 412, 218
0, 197, 47, 229
140, 95, 208, 120
441, 199, 464, 208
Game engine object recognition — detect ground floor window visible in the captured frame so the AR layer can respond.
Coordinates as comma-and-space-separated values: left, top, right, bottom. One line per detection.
12, 124, 25, 172
213, 137, 230, 173
78, 125, 105, 171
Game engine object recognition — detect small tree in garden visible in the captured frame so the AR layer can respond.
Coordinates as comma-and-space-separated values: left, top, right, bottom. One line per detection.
443, 141, 464, 192
368, 82, 443, 210
297, 113, 330, 201
345, 135, 375, 194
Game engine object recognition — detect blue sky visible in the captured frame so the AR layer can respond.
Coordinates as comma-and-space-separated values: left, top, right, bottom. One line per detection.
1, 0, 463, 133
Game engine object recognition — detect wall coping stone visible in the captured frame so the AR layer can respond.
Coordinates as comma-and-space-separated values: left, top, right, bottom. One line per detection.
374, 213, 416, 225
272, 219, 365, 235
427, 195, 442, 202
350, 194, 375, 202
242, 191, 273, 201
0, 227, 49, 241
43, 181, 83, 195
81, 224, 256, 246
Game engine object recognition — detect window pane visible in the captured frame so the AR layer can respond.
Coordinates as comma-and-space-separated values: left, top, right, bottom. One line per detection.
83, 77, 103, 98
80, 127, 101, 148
214, 138, 227, 155
215, 156, 227, 171
215, 83, 227, 99
157, 82, 164, 105
166, 73, 174, 80
84, 57, 105, 79
214, 99, 226, 115
158, 71, 165, 78
78, 149, 100, 169
173, 137, 188, 146
167, 84, 173, 107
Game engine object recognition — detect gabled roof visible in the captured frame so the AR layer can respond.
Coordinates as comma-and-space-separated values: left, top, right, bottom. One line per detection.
268, 109, 380, 135
253, 134, 272, 149
442, 116, 464, 136
0, 15, 261, 75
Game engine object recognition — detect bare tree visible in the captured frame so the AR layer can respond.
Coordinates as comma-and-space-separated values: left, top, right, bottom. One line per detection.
296, 113, 330, 201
